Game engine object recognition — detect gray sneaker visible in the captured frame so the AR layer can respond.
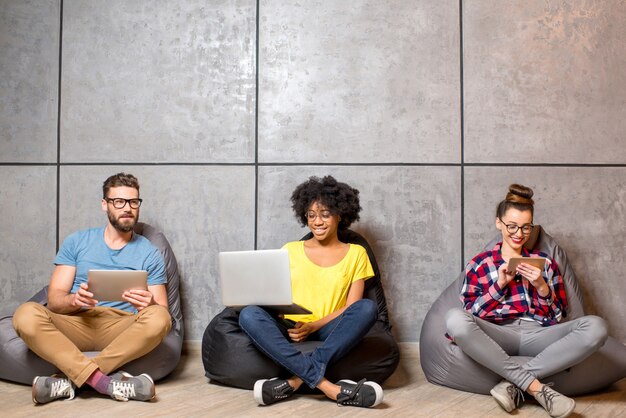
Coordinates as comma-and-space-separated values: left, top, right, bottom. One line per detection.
108, 370, 128, 380
336, 379, 384, 408
490, 380, 524, 412
32, 374, 76, 404
532, 384, 575, 418
107, 372, 155, 402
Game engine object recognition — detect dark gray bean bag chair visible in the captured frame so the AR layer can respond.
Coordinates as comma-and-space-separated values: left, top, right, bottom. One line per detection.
420, 225, 626, 396
202, 229, 400, 390
0, 222, 183, 384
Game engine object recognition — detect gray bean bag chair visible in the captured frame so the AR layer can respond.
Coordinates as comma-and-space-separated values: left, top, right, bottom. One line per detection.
0, 222, 183, 385
420, 225, 626, 396
202, 229, 400, 390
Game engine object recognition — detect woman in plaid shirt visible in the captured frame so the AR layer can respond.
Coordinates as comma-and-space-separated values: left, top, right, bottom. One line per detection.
445, 184, 608, 418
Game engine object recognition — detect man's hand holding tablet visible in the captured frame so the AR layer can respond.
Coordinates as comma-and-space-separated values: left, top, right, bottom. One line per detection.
87, 270, 148, 302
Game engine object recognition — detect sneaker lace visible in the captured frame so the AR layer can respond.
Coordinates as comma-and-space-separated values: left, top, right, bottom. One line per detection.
272, 381, 293, 399
337, 379, 365, 406
536, 383, 556, 413
506, 384, 525, 407
51, 378, 75, 400
110, 380, 136, 402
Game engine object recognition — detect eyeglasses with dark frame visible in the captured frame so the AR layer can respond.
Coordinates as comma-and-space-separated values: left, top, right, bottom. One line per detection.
498, 218, 534, 235
105, 197, 143, 209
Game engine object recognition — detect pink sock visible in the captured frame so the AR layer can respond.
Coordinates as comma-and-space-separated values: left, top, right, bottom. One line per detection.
86, 370, 112, 395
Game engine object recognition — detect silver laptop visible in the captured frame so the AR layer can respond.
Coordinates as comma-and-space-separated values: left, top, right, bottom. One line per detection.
88, 270, 148, 301
218, 249, 311, 315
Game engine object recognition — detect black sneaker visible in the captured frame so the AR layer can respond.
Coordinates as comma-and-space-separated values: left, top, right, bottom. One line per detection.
32, 374, 76, 404
253, 378, 295, 405
107, 372, 155, 402
336, 379, 384, 408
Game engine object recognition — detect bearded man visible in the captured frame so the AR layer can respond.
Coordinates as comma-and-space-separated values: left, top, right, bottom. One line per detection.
13, 173, 171, 404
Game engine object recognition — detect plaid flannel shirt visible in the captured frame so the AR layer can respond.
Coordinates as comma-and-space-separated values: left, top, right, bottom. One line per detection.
460, 243, 567, 326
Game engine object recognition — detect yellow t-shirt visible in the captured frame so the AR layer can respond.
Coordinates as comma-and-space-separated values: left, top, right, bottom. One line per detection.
283, 240, 374, 323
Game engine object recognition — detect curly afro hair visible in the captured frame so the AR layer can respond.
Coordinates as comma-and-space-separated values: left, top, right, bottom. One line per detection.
291, 175, 362, 230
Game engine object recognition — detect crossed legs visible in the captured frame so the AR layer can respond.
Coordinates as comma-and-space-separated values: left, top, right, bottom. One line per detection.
13, 302, 172, 386
445, 308, 607, 416
239, 299, 383, 406
445, 308, 608, 391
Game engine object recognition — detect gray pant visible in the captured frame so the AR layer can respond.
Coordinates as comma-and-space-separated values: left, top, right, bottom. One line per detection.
445, 308, 608, 391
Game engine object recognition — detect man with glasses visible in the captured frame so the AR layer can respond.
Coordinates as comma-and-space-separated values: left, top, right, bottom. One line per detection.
13, 173, 171, 405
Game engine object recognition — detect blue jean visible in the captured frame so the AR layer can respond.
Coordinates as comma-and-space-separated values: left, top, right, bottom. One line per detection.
239, 298, 378, 388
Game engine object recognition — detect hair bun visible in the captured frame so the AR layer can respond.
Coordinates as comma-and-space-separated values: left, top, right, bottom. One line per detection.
506, 184, 534, 205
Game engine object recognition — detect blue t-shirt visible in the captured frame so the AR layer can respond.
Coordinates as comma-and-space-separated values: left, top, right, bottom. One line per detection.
55, 226, 167, 313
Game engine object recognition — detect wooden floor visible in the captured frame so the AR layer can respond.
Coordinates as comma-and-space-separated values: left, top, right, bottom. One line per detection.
1, 343, 624, 417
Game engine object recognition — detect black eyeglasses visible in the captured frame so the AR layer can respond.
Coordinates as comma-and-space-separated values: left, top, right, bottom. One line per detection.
499, 218, 534, 235
105, 197, 143, 209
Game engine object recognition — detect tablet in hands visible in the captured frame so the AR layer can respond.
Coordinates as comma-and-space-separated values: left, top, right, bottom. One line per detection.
87, 270, 148, 301
507, 257, 547, 273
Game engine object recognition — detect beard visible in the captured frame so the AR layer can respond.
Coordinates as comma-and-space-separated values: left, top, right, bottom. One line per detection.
107, 210, 138, 233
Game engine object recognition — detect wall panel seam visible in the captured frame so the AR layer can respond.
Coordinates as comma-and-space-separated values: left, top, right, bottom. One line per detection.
254, 0, 260, 250
55, 0, 64, 252
3, 163, 626, 167
460, 0, 465, 269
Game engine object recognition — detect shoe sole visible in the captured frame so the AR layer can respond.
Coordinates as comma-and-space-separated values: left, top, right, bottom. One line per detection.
139, 373, 156, 401
253, 378, 273, 405
553, 401, 576, 418
337, 379, 384, 407
32, 376, 41, 405
490, 388, 515, 413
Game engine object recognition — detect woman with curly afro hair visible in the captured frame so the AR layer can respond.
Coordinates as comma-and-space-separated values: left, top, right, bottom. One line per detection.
239, 175, 383, 409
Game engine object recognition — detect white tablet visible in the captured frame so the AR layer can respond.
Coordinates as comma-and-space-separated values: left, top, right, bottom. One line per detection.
87, 270, 148, 301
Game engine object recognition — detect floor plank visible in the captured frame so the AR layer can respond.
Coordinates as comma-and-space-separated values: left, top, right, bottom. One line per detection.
0, 343, 623, 417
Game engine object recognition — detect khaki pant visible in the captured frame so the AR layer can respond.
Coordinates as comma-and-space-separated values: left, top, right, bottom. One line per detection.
13, 302, 172, 387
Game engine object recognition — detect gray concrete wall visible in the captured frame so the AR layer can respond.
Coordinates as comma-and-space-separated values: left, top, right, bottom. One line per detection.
1, 0, 624, 342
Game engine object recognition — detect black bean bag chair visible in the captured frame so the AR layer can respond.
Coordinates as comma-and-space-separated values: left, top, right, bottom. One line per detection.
419, 225, 626, 396
0, 222, 183, 384
202, 229, 400, 389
